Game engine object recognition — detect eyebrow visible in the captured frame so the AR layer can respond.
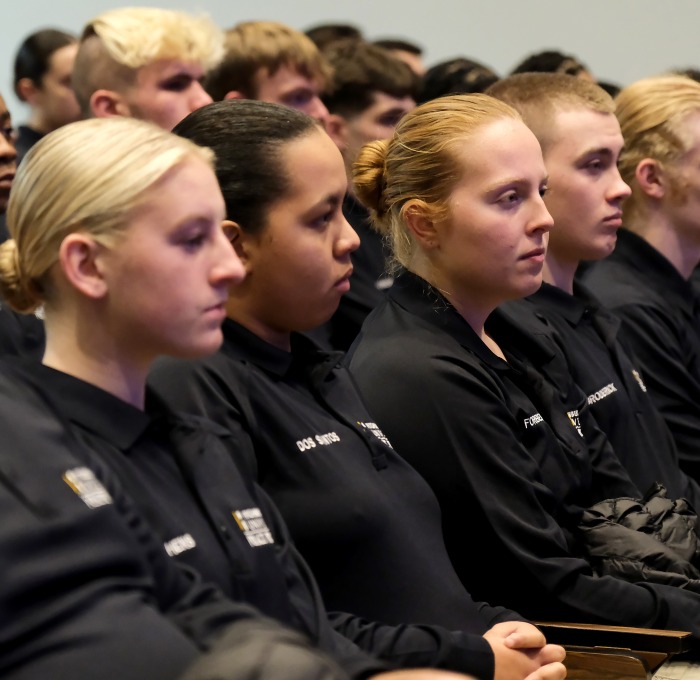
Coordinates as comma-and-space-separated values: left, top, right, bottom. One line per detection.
483, 175, 549, 194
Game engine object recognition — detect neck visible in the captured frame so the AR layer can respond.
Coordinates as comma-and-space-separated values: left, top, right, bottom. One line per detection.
225, 295, 291, 352
632, 210, 700, 280
542, 251, 576, 294
42, 305, 148, 409
413, 263, 496, 346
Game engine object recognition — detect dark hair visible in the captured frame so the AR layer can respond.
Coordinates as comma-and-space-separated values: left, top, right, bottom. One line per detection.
372, 38, 422, 56
322, 40, 418, 117
13, 28, 77, 99
305, 23, 362, 51
674, 68, 700, 84
418, 57, 499, 104
173, 100, 319, 234
511, 49, 588, 77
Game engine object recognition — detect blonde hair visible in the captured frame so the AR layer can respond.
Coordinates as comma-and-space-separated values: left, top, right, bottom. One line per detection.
353, 93, 519, 271
0, 117, 214, 313
73, 7, 224, 115
615, 75, 700, 222
205, 21, 332, 101
487, 72, 614, 152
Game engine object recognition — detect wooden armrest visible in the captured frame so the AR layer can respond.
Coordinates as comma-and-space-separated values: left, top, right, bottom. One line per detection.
536, 621, 692, 655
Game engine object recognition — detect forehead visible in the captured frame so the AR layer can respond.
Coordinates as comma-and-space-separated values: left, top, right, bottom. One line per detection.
452, 118, 546, 185
135, 59, 205, 85
276, 129, 346, 198
47, 43, 78, 74
546, 107, 623, 158
254, 64, 320, 98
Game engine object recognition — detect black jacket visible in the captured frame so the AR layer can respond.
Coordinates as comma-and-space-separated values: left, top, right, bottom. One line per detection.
347, 271, 700, 638
580, 228, 700, 484
500, 282, 700, 509
0, 360, 337, 680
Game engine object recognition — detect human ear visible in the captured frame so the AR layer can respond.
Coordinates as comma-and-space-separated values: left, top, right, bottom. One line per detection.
403, 199, 440, 251
89, 89, 130, 119
16, 77, 40, 105
325, 114, 348, 154
222, 220, 250, 260
58, 233, 108, 299
635, 158, 666, 199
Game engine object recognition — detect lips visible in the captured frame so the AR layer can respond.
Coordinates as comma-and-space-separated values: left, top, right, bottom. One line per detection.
602, 212, 623, 226
519, 247, 546, 261
0, 170, 14, 190
334, 267, 353, 292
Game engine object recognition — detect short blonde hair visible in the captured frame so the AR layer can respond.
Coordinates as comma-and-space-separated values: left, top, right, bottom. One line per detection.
488, 72, 614, 152
353, 93, 519, 271
73, 7, 224, 115
0, 117, 214, 313
615, 75, 700, 222
205, 21, 332, 101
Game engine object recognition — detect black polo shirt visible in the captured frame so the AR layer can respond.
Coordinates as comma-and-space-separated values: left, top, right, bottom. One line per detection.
0, 360, 293, 680
347, 270, 700, 635
12, 360, 392, 680
149, 318, 520, 638
500, 282, 700, 509
0, 303, 45, 359
580, 228, 700, 483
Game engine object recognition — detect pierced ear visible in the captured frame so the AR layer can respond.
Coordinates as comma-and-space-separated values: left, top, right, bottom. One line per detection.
324, 114, 348, 154
90, 89, 130, 119
58, 233, 108, 300
403, 199, 440, 250
635, 158, 666, 199
223, 91, 245, 101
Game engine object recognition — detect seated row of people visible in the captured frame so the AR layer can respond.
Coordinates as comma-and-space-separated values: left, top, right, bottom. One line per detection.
4, 6, 700, 680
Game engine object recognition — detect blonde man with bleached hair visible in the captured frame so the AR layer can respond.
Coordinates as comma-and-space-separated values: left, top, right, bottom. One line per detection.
72, 7, 223, 130
204, 21, 332, 125
580, 75, 700, 489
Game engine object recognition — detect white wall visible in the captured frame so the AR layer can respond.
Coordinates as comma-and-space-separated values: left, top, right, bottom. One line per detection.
2, 0, 700, 122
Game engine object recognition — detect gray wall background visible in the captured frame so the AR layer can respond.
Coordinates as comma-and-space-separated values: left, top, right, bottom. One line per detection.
2, 0, 699, 122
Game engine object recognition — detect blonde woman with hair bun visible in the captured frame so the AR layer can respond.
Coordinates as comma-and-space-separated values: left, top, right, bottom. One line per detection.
347, 94, 700, 640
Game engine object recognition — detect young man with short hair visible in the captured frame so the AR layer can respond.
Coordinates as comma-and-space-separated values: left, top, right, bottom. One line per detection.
323, 40, 418, 349
72, 7, 221, 130
488, 72, 700, 509
580, 75, 700, 486
204, 21, 331, 126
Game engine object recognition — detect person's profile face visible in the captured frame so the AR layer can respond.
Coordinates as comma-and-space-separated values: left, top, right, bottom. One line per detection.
343, 91, 414, 163
254, 64, 329, 125
432, 118, 552, 310
242, 128, 359, 338
124, 59, 212, 130
35, 43, 81, 131
97, 156, 244, 362
541, 108, 629, 264
0, 95, 17, 214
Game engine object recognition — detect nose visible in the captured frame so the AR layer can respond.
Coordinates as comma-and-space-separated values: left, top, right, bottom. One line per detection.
190, 81, 213, 112
306, 96, 330, 127
335, 215, 360, 257
608, 167, 632, 203
212, 228, 246, 288
530, 193, 554, 234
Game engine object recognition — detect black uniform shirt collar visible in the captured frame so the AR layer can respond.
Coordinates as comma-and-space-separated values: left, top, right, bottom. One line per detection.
221, 317, 344, 382
389, 270, 558, 370
18, 361, 151, 450
528, 282, 588, 325
612, 228, 697, 315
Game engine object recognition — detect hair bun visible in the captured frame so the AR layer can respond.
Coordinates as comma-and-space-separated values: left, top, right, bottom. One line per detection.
0, 239, 42, 314
352, 140, 390, 225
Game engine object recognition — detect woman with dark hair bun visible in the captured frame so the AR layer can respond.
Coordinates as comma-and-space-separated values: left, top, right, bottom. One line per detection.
149, 99, 566, 680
